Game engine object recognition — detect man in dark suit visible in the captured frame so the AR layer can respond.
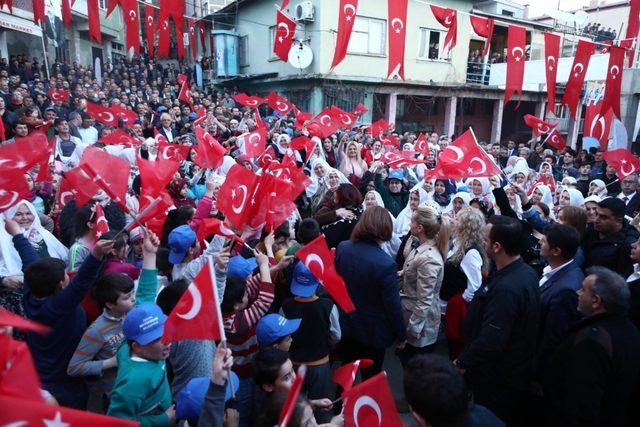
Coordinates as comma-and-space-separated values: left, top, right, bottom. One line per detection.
455, 216, 540, 425
157, 112, 178, 142
535, 225, 584, 395
618, 173, 640, 218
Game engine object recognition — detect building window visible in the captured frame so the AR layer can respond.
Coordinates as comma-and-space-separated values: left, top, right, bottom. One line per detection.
417, 28, 448, 60
240, 35, 249, 67
98, 0, 107, 10
501, 10, 514, 17
111, 41, 124, 52
268, 26, 280, 60
347, 16, 386, 56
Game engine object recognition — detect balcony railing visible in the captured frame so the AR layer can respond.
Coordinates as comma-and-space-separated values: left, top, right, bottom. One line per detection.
465, 61, 492, 85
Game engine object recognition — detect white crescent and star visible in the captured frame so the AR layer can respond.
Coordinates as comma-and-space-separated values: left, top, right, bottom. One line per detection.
60, 191, 75, 206
98, 111, 115, 123
444, 145, 464, 162
147, 16, 153, 26
277, 22, 291, 40
546, 56, 556, 70
444, 12, 455, 26
621, 159, 636, 176
610, 65, 620, 79
129, 10, 137, 21
231, 185, 248, 214
391, 18, 404, 34
176, 283, 202, 320
353, 395, 382, 427
573, 63, 584, 76
468, 158, 487, 175
511, 46, 524, 61
344, 3, 356, 20
319, 115, 332, 127
0, 190, 19, 211
591, 115, 606, 140
339, 113, 352, 125
276, 101, 289, 112
305, 253, 325, 276
537, 124, 550, 134
248, 133, 262, 147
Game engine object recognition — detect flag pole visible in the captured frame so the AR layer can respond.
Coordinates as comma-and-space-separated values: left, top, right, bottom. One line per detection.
110, 197, 162, 241
208, 257, 235, 399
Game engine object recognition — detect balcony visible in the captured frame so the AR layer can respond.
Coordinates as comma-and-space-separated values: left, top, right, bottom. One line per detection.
466, 61, 493, 85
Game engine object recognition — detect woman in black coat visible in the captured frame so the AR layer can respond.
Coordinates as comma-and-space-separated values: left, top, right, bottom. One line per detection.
316, 183, 363, 249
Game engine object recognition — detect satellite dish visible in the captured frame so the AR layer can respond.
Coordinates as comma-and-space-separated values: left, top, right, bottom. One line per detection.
288, 43, 313, 69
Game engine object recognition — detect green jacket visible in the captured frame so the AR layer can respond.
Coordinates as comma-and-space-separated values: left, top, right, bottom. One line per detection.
375, 173, 409, 217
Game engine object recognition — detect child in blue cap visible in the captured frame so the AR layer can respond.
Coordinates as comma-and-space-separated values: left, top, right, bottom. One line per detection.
107, 232, 176, 426
256, 313, 302, 352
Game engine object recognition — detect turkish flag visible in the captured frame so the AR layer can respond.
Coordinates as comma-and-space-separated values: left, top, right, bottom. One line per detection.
137, 156, 180, 193
343, 372, 403, 427
199, 20, 206, 51
415, 133, 429, 156
196, 218, 245, 245
233, 93, 264, 109
0, 131, 49, 171
602, 45, 624, 118
157, 138, 191, 162
295, 110, 312, 130
93, 204, 109, 239
274, 9, 296, 61
0, 118, 5, 141
33, 0, 45, 25
331, 0, 359, 68
264, 160, 311, 201
0, 307, 50, 334
469, 15, 494, 56
505, 24, 526, 107
62, 0, 71, 28
370, 118, 394, 137
266, 91, 295, 115
139, 189, 172, 227
625, 0, 640, 66
602, 149, 640, 180
106, 0, 121, 16
112, 103, 139, 125
387, 0, 408, 79
544, 32, 560, 115
157, 12, 170, 58
217, 164, 261, 229
145, 5, 156, 57
99, 129, 138, 147
178, 82, 194, 111
562, 40, 596, 117
187, 18, 197, 60
583, 99, 600, 139
163, 260, 225, 343
329, 105, 357, 129
194, 126, 227, 169
0, 170, 30, 213
353, 103, 368, 116
430, 5, 457, 53
48, 88, 70, 104
0, 335, 44, 402
87, 0, 102, 44
430, 129, 500, 179
523, 114, 557, 136
279, 365, 306, 426
86, 102, 118, 127
123, 0, 141, 54
295, 234, 355, 313
56, 176, 77, 209
290, 135, 316, 155
332, 359, 374, 393
587, 106, 614, 151
254, 109, 268, 130
259, 174, 298, 230
0, 394, 138, 426
310, 109, 342, 138
380, 134, 400, 149
236, 128, 267, 158
543, 129, 566, 151
381, 150, 424, 169
257, 145, 277, 169
76, 147, 131, 207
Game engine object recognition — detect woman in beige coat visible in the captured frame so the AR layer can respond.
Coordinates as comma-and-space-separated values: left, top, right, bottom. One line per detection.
398, 204, 450, 365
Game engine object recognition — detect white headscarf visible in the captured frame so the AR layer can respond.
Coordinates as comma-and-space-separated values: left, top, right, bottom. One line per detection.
564, 188, 585, 207
531, 183, 553, 206
508, 157, 531, 182
0, 200, 69, 277
363, 190, 385, 210
393, 187, 429, 237
444, 191, 472, 216
589, 179, 608, 197
306, 158, 348, 198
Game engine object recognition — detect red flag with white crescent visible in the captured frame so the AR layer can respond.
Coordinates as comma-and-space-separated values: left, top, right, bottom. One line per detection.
99, 129, 138, 147
194, 126, 227, 169
87, 0, 102, 44
469, 15, 494, 56
295, 234, 355, 313
187, 18, 197, 60
56, 176, 77, 209
178, 82, 194, 111
587, 106, 614, 151
61, 0, 71, 27
33, 0, 45, 25
123, 0, 141, 54
217, 164, 261, 229
352, 103, 368, 116
196, 218, 245, 245
544, 32, 560, 115
561, 40, 596, 117
505, 24, 526, 108
601, 45, 624, 119
236, 128, 267, 158
274, 9, 296, 61
266, 91, 295, 115
157, 11, 170, 58
331, 0, 359, 68
47, 88, 69, 104
624, 0, 640, 66
332, 359, 374, 393
583, 99, 600, 138
602, 149, 640, 180
162, 260, 224, 343
310, 109, 342, 138
343, 372, 403, 427
430, 5, 457, 53
85, 102, 117, 127
415, 133, 429, 156
543, 129, 566, 151
523, 114, 557, 137
328, 105, 357, 129
428, 129, 501, 179
93, 204, 109, 240
233, 93, 264, 109
279, 365, 306, 427
0, 170, 30, 213
112, 103, 139, 125
145, 5, 156, 57
290, 135, 316, 155
387, 0, 408, 80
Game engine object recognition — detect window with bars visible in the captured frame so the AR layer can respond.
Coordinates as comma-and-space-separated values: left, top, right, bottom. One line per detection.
284, 90, 311, 113
322, 87, 365, 113
239, 35, 249, 67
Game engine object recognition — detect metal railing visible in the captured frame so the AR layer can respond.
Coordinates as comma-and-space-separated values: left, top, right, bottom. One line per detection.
465, 61, 492, 85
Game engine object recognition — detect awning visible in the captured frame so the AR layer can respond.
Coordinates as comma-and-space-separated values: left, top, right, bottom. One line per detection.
0, 12, 43, 37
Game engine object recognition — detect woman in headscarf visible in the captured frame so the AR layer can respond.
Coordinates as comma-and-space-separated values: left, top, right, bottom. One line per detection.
583, 195, 601, 225
363, 139, 384, 165
465, 177, 494, 208
432, 179, 455, 209
339, 140, 368, 186
306, 158, 349, 213
508, 158, 532, 190
529, 183, 554, 207
559, 187, 585, 210
588, 179, 608, 198
167, 176, 196, 209
443, 191, 472, 222
272, 133, 302, 164
0, 200, 69, 279
24, 172, 45, 214
363, 190, 401, 258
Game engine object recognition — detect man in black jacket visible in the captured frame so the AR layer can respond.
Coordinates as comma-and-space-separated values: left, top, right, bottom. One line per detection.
546, 267, 640, 426
455, 216, 540, 425
583, 198, 638, 277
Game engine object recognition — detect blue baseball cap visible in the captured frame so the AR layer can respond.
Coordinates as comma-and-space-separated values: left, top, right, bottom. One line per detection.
290, 262, 319, 298
176, 373, 239, 423
387, 169, 404, 182
256, 314, 301, 347
168, 225, 196, 265
122, 303, 167, 345
188, 112, 197, 121
227, 255, 257, 279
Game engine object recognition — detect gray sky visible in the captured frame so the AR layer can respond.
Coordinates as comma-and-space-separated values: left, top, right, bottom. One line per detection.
510, 0, 610, 18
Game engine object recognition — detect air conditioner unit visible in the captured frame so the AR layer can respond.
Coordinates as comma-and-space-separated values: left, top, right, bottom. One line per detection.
295, 1, 315, 22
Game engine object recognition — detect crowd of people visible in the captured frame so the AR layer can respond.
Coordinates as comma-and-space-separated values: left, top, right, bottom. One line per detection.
1, 51, 640, 427
582, 22, 617, 44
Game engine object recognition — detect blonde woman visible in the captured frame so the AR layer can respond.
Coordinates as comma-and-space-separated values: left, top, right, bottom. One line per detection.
398, 205, 450, 364
338, 140, 368, 185
440, 207, 488, 359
